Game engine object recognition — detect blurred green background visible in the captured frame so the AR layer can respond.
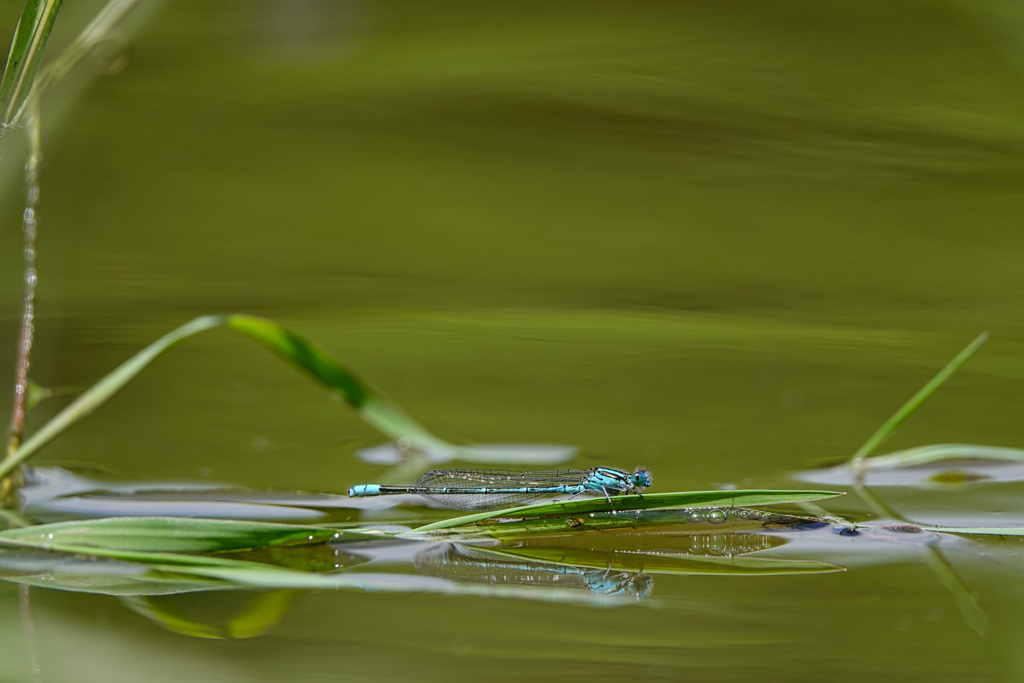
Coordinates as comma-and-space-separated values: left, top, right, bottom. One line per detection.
1, 1, 1024, 681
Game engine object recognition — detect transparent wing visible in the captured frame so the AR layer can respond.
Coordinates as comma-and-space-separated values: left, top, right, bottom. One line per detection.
413, 468, 591, 511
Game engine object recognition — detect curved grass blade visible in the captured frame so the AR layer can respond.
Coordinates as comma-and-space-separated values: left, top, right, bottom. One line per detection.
0, 0, 62, 128
0, 316, 226, 478
0, 315, 462, 478
414, 489, 843, 533
225, 315, 456, 457
850, 332, 988, 467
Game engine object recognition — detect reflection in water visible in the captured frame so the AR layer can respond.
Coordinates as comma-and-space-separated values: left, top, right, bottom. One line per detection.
414, 542, 653, 600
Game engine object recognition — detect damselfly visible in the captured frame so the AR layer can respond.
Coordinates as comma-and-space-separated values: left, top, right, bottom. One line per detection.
347, 466, 652, 511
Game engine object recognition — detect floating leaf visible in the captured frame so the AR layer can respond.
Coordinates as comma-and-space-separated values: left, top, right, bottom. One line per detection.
859, 444, 1024, 470
0, 516, 357, 553
917, 525, 1024, 537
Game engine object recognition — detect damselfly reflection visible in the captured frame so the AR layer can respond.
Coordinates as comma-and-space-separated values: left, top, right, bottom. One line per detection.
413, 543, 653, 600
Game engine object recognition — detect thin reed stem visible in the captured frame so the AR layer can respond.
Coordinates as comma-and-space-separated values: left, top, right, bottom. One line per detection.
6, 96, 40, 461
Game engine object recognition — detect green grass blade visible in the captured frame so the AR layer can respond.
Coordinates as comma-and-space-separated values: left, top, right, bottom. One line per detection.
414, 489, 843, 533
0, 0, 62, 127
850, 332, 988, 465
0, 517, 355, 553
429, 507, 822, 539
0, 536, 301, 570
0, 314, 462, 477
225, 315, 456, 457
0, 316, 225, 479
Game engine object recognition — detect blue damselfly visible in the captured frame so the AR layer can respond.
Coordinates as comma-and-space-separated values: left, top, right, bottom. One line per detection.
348, 466, 652, 511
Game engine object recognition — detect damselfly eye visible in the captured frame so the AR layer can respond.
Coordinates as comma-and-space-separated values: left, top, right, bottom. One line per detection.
633, 469, 652, 487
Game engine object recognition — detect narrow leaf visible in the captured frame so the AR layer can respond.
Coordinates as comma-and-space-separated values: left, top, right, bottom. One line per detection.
851, 332, 988, 464
918, 525, 1024, 537
414, 489, 843, 533
0, 517, 354, 553
0, 0, 62, 127
226, 315, 456, 457
0, 316, 225, 478
0, 315, 466, 477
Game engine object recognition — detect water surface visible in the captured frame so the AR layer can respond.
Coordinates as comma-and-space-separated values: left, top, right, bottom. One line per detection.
2, 1, 1024, 681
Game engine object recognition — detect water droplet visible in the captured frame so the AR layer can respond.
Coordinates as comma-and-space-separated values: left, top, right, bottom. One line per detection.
707, 509, 727, 524
687, 510, 706, 523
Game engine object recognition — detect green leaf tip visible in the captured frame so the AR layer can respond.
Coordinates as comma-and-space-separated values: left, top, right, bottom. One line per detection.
851, 331, 988, 466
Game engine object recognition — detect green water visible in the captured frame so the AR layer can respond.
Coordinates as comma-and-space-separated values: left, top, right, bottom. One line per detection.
2, 0, 1024, 680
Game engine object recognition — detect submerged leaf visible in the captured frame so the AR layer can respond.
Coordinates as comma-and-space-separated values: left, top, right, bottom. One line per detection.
493, 544, 844, 576
120, 590, 297, 639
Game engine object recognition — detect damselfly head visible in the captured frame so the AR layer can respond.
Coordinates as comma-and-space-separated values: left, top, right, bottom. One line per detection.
631, 469, 653, 488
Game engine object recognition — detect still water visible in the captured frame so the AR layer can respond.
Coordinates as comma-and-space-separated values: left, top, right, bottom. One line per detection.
2, 0, 1024, 681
